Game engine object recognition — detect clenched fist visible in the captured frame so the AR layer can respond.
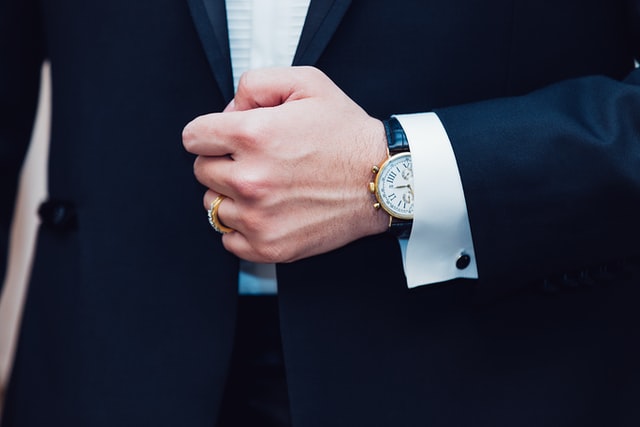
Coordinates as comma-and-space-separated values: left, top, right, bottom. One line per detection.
183, 66, 390, 263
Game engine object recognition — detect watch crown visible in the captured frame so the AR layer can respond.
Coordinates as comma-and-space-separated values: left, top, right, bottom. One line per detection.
369, 182, 376, 193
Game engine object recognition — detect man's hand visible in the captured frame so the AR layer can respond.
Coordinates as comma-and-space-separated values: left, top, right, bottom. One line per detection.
182, 66, 390, 263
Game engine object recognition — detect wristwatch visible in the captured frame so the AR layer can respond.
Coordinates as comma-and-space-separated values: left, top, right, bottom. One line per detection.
369, 117, 414, 238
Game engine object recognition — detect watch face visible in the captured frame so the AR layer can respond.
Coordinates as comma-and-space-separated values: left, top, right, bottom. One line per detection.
375, 152, 414, 219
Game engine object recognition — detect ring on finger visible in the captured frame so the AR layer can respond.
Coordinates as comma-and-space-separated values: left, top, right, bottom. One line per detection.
207, 195, 235, 234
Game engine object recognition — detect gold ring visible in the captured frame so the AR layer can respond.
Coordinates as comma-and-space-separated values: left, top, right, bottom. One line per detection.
207, 195, 234, 234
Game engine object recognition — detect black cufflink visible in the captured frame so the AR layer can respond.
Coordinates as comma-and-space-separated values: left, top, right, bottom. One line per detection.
456, 253, 471, 270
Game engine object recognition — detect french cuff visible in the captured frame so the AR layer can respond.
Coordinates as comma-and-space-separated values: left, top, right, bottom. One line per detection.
394, 112, 478, 288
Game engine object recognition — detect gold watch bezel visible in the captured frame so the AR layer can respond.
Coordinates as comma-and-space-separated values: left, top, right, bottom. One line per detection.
369, 152, 414, 220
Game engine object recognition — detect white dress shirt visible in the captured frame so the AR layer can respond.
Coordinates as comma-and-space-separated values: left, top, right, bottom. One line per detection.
225, 0, 478, 293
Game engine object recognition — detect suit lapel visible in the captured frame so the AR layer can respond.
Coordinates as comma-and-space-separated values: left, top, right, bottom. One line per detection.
186, 0, 353, 101
187, 0, 235, 102
293, 0, 352, 66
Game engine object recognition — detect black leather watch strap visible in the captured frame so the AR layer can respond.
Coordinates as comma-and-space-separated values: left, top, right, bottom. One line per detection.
383, 117, 410, 154
382, 117, 413, 239
390, 218, 412, 238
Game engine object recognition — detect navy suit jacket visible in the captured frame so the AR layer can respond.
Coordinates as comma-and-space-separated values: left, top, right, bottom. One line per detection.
1, 0, 639, 426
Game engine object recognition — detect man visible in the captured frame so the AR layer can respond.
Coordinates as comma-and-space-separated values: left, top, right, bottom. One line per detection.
1, 1, 639, 427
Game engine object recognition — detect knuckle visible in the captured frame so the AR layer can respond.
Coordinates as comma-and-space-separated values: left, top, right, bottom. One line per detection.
230, 170, 271, 200
235, 207, 269, 240
236, 118, 266, 145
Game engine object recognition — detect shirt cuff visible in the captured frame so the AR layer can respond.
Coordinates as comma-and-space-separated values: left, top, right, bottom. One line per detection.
394, 112, 478, 288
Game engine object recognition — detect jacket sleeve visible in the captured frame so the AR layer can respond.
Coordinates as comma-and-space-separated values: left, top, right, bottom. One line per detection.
0, 0, 45, 287
435, 64, 640, 294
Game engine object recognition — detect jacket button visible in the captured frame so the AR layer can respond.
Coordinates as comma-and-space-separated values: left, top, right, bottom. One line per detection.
38, 199, 78, 231
456, 253, 471, 270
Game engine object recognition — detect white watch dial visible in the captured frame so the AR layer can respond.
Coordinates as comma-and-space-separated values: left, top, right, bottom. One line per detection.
375, 152, 414, 219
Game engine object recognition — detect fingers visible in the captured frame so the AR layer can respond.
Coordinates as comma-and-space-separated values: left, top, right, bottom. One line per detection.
186, 66, 382, 263
193, 155, 236, 196
233, 67, 295, 111
232, 66, 330, 111
204, 189, 238, 231
204, 191, 250, 258
203, 189, 223, 211
184, 67, 332, 156
182, 111, 246, 157
203, 189, 285, 263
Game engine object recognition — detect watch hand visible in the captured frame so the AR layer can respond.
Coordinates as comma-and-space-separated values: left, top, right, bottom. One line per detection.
395, 184, 415, 197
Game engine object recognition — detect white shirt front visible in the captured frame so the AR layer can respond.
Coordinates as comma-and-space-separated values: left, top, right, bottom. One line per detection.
225, 0, 478, 293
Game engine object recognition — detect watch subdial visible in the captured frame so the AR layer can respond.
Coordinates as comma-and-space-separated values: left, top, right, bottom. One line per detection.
402, 168, 413, 181
403, 192, 413, 205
